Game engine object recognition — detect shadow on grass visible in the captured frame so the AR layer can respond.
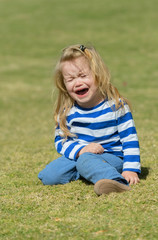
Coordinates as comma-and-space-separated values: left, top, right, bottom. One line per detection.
80, 177, 93, 185
140, 167, 150, 180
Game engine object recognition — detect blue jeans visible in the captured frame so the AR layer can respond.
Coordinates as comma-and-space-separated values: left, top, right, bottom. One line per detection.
38, 152, 128, 185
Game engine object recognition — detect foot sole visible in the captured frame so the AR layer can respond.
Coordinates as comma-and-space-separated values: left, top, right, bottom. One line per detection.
94, 179, 130, 195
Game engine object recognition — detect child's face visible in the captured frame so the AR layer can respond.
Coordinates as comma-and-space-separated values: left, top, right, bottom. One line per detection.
62, 56, 103, 108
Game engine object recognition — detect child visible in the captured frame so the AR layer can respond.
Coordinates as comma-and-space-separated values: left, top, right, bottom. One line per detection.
38, 44, 141, 195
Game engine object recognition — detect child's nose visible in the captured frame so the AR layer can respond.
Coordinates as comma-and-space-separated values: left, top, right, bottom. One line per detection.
75, 78, 82, 87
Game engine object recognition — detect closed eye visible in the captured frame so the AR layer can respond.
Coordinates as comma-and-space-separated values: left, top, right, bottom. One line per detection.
81, 74, 87, 78
65, 77, 74, 83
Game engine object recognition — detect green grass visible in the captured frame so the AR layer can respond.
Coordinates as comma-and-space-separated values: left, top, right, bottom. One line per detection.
0, 0, 158, 239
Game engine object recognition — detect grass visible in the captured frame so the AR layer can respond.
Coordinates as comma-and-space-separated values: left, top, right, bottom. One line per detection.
0, 0, 158, 239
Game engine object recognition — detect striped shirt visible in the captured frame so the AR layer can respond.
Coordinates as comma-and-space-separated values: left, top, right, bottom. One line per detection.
55, 99, 141, 173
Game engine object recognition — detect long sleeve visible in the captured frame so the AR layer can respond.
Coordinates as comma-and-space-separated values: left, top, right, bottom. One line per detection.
55, 126, 85, 160
116, 104, 141, 173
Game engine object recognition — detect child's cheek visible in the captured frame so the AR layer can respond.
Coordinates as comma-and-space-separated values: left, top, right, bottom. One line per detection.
65, 83, 72, 94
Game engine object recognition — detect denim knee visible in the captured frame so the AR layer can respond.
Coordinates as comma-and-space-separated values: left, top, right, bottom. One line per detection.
38, 157, 79, 185
76, 152, 94, 172
38, 168, 62, 185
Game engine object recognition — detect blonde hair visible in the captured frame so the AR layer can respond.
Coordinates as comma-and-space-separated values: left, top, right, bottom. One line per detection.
54, 44, 128, 138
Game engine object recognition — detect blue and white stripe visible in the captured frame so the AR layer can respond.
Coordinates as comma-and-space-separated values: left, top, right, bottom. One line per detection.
55, 100, 141, 173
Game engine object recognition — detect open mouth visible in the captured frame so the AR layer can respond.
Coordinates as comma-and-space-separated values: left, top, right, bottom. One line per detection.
75, 88, 89, 96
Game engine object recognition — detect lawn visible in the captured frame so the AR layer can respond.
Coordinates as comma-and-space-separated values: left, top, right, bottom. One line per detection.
0, 0, 158, 239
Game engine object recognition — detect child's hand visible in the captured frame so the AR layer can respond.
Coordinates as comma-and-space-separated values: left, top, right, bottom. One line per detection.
122, 171, 140, 185
79, 143, 104, 156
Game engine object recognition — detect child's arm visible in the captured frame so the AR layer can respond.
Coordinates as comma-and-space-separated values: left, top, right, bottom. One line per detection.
116, 103, 141, 184
55, 126, 86, 160
55, 126, 104, 159
55, 125, 104, 159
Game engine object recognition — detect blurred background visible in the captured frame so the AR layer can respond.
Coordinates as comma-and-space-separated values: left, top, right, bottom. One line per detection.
0, 0, 157, 173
